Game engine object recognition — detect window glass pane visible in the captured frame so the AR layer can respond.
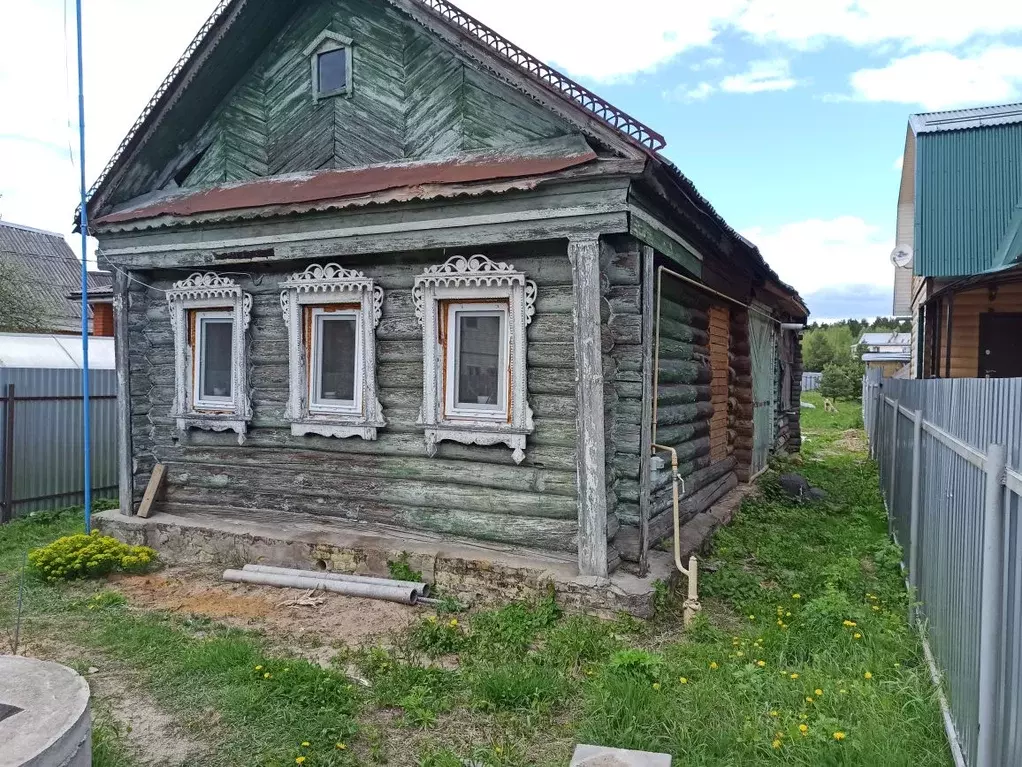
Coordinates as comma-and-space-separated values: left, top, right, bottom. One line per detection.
319, 317, 357, 402
202, 320, 233, 399
456, 314, 501, 407
318, 48, 347, 94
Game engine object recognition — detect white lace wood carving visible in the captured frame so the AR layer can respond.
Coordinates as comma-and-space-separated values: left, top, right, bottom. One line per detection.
414, 255, 535, 464
279, 264, 386, 440
166, 273, 252, 442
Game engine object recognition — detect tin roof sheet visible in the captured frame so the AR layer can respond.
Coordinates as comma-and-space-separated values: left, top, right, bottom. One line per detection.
910, 102, 1022, 134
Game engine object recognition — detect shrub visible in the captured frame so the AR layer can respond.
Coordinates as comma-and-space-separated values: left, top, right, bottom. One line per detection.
410, 615, 469, 657
820, 358, 863, 400
29, 531, 157, 582
606, 649, 664, 682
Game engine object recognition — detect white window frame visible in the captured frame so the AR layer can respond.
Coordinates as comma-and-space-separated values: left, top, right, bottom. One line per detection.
414, 255, 536, 464
193, 311, 236, 411
280, 264, 384, 440
304, 30, 354, 102
166, 273, 252, 441
308, 307, 363, 416
444, 303, 509, 421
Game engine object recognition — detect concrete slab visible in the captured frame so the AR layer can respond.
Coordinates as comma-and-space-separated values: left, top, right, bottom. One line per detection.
571, 745, 672, 767
96, 509, 667, 618
0, 656, 91, 767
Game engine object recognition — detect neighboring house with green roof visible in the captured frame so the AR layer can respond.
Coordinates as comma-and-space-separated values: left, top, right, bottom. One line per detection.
893, 102, 1022, 379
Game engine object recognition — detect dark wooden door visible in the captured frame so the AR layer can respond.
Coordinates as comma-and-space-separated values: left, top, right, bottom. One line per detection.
979, 313, 1022, 378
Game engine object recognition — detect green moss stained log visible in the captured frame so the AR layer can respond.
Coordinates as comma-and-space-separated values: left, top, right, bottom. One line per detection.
172, 0, 574, 190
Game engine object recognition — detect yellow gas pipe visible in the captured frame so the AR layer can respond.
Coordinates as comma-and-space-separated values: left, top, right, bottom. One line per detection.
651, 442, 701, 626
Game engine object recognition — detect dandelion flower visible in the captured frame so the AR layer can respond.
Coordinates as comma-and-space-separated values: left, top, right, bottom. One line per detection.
296, 759, 306, 765
736, 651, 744, 657
815, 689, 823, 696
834, 732, 846, 741
777, 619, 784, 626
806, 697, 814, 704
772, 739, 782, 750
799, 724, 809, 734
495, 747, 503, 755
843, 620, 857, 627
679, 677, 688, 684
264, 673, 271, 679
255, 665, 263, 671
792, 594, 801, 600
864, 671, 873, 680
790, 673, 799, 680
872, 605, 881, 612
749, 615, 756, 621
449, 619, 459, 627
710, 662, 719, 669
652, 682, 661, 691
770, 710, 779, 717
336, 743, 347, 750
854, 633, 862, 640
301, 742, 310, 747
757, 660, 766, 668
785, 611, 792, 617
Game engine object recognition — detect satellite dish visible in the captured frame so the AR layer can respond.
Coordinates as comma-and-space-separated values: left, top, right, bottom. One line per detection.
890, 244, 914, 268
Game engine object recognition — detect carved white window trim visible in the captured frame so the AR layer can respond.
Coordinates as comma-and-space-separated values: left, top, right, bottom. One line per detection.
304, 30, 354, 102
166, 273, 252, 441
280, 264, 385, 440
413, 255, 536, 464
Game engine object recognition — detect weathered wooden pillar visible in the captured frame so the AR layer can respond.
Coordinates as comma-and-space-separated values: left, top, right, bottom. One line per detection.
113, 269, 133, 516
569, 236, 609, 577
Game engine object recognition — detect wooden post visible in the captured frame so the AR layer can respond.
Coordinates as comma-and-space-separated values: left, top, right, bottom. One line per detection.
637, 246, 655, 577
113, 270, 134, 516
137, 464, 166, 519
1, 383, 14, 524
569, 236, 608, 578
907, 409, 923, 625
977, 442, 1008, 767
889, 398, 899, 536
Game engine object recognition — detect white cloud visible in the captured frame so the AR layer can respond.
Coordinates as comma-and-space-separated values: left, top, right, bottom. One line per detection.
691, 56, 725, 71
664, 81, 716, 102
720, 59, 799, 93
743, 216, 893, 297
849, 47, 1022, 109
0, 0, 216, 252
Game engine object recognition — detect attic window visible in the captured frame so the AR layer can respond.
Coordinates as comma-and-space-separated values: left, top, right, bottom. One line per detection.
305, 31, 353, 101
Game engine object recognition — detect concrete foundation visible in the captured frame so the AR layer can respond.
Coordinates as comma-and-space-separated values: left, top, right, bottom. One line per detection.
571, 745, 672, 766
0, 656, 91, 767
95, 509, 676, 618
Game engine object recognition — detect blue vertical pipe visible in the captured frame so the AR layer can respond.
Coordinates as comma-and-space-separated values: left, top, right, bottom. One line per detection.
76, 0, 92, 533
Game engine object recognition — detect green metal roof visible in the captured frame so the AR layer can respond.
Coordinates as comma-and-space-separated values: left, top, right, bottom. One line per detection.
915, 120, 1022, 277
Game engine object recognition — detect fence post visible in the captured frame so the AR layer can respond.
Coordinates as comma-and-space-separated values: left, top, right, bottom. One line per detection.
908, 409, 923, 625
889, 399, 900, 535
1, 383, 14, 524
977, 442, 1008, 767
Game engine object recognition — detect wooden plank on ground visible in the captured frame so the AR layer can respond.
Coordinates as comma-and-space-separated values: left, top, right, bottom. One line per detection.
137, 463, 166, 519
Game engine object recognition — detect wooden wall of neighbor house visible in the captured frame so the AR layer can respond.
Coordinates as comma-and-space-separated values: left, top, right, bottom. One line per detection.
125, 242, 581, 553
934, 282, 1022, 377
786, 333, 803, 450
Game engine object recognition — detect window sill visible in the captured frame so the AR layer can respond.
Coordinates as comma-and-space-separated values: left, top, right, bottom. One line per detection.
290, 415, 384, 441
424, 423, 532, 464
175, 412, 250, 443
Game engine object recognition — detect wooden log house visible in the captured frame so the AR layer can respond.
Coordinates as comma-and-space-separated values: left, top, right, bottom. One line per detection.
81, 0, 807, 579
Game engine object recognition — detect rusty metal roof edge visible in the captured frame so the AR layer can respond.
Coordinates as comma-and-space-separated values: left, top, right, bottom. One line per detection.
91, 160, 631, 235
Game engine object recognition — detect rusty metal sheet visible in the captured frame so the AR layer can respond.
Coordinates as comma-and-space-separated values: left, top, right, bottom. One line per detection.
97, 148, 598, 226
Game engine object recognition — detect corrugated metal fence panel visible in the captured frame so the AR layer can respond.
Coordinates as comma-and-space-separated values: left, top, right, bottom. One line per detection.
864, 375, 1022, 766
801, 371, 822, 392
0, 368, 117, 515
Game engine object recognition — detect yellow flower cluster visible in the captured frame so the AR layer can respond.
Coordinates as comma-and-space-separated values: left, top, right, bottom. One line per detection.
28, 532, 157, 582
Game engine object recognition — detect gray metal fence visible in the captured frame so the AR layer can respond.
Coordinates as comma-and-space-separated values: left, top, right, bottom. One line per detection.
863, 371, 1022, 767
801, 371, 822, 392
0, 368, 117, 521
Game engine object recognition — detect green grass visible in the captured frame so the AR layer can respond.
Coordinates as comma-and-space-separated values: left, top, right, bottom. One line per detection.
0, 407, 950, 766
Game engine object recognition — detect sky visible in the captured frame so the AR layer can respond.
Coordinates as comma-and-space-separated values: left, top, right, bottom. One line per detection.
2, 1, 1022, 321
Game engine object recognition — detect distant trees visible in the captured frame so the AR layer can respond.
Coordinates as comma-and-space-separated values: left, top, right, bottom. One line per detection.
0, 258, 45, 332
802, 318, 908, 373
